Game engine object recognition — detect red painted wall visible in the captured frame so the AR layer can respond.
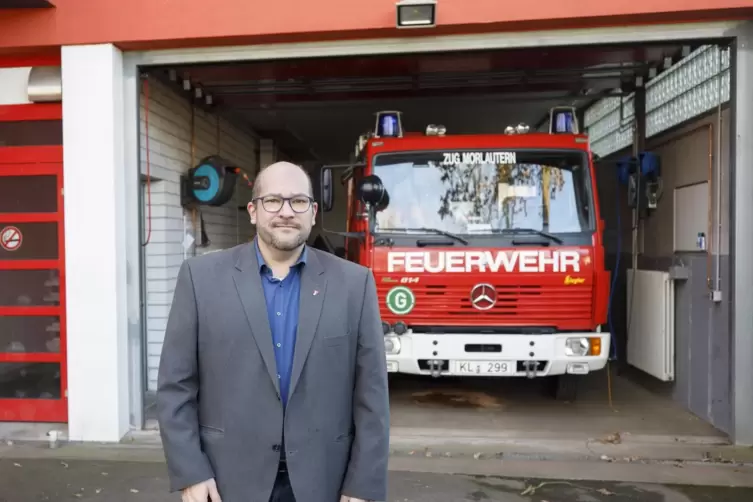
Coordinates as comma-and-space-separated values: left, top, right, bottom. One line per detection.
0, 0, 751, 51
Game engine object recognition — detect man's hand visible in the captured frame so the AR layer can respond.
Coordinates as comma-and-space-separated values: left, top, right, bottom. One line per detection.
340, 496, 369, 502
182, 478, 222, 502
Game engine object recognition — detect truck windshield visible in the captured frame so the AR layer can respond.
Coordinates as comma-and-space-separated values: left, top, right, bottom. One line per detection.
372, 149, 593, 235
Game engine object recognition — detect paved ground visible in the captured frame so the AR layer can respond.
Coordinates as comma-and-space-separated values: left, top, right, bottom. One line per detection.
1, 457, 753, 502
3, 369, 747, 501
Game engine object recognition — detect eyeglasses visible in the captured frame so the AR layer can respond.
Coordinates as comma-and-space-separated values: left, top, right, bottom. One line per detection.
254, 195, 313, 213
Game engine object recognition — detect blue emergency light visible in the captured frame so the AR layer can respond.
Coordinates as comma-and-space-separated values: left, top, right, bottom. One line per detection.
556, 112, 573, 133
549, 106, 579, 134
374, 111, 403, 138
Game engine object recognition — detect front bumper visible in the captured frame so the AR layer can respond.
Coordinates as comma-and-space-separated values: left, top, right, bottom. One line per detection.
383, 331, 610, 377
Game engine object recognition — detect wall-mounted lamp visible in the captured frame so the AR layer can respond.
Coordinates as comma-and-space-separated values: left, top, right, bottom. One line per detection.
396, 0, 436, 28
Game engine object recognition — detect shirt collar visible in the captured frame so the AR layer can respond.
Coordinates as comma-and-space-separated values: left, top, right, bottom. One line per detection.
254, 237, 308, 274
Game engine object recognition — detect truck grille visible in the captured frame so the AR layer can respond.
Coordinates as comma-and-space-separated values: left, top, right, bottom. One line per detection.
378, 283, 592, 324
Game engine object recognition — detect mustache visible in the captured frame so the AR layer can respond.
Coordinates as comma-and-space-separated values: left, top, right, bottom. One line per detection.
272, 221, 301, 229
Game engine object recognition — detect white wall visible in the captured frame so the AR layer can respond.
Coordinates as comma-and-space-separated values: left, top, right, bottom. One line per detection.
62, 44, 135, 442
139, 76, 259, 391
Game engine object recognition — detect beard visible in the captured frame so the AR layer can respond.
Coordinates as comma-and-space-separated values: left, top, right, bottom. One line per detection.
258, 222, 309, 251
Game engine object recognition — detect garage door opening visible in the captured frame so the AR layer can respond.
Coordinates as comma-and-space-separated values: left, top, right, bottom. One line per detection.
137, 39, 732, 444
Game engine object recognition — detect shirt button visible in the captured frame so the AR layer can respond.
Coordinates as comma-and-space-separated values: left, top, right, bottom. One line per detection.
276, 312, 281, 316
276, 343, 281, 348
277, 374, 281, 379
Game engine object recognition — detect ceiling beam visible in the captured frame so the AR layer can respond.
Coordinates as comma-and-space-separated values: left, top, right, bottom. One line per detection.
211, 82, 620, 108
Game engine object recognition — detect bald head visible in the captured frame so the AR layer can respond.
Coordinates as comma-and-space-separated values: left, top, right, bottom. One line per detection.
252, 161, 314, 200
248, 161, 318, 255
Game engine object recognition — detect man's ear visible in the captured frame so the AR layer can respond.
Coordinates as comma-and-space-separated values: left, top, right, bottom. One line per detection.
311, 201, 319, 226
247, 201, 256, 224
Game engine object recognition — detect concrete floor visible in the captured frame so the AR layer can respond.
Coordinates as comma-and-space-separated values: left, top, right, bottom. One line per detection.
387, 368, 724, 439
1, 367, 727, 454
140, 368, 724, 441
129, 367, 745, 477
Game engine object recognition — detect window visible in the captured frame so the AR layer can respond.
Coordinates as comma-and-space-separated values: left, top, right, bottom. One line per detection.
373, 149, 593, 235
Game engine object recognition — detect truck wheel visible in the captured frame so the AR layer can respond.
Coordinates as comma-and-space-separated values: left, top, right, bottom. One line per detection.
547, 375, 578, 401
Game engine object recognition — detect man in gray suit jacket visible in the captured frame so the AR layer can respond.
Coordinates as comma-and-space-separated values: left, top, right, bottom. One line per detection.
157, 161, 390, 502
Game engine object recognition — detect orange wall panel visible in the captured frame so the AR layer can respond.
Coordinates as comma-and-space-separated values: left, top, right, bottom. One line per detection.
0, 0, 752, 50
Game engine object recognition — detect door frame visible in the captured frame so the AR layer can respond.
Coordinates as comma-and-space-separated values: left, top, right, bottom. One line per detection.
0, 102, 67, 422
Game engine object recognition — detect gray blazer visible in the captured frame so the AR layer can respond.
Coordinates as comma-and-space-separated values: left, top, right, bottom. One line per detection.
156, 242, 390, 502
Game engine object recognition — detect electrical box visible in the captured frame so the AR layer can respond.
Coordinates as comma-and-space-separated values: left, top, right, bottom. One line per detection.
673, 182, 709, 252
625, 153, 662, 212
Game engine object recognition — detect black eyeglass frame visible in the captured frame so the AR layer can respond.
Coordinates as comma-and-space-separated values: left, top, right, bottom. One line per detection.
253, 194, 314, 213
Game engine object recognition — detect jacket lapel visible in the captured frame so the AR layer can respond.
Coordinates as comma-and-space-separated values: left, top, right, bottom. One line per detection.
289, 250, 327, 399
232, 243, 280, 395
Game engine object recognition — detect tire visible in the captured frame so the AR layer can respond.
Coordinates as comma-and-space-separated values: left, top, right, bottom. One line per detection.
546, 375, 578, 401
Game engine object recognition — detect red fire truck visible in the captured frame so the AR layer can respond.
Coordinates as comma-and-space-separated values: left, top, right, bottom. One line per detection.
318, 107, 611, 400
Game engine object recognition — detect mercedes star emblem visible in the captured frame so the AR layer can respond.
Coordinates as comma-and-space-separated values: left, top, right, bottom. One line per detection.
470, 283, 497, 310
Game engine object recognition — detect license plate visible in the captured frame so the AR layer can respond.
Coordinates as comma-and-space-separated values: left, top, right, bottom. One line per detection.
454, 361, 511, 375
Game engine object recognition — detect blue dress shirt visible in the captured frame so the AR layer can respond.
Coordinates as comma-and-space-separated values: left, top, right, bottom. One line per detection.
254, 239, 306, 408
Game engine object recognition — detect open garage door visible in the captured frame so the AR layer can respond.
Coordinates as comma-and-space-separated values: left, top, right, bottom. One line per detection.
134, 27, 734, 444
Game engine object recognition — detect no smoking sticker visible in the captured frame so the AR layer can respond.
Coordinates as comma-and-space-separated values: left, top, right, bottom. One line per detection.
385, 286, 415, 315
0, 226, 22, 252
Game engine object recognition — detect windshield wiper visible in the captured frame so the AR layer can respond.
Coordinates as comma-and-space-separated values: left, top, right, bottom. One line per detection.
493, 228, 564, 244
381, 227, 469, 245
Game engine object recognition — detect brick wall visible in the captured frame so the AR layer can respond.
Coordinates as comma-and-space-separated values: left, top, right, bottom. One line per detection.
140, 76, 258, 391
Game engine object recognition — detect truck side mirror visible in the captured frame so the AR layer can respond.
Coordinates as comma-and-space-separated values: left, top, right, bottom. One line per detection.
320, 167, 334, 212
357, 175, 389, 212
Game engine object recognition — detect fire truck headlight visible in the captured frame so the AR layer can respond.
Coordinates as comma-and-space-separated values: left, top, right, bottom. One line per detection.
565, 337, 590, 357
382, 321, 391, 335
393, 321, 408, 335
385, 336, 401, 355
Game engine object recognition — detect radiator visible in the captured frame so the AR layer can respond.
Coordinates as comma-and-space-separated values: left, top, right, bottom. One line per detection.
626, 269, 676, 382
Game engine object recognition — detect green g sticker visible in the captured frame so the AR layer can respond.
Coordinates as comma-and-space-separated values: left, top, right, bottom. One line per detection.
386, 286, 416, 315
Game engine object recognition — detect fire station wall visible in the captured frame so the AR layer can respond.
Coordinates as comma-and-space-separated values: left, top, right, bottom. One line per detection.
139, 76, 259, 391
596, 108, 732, 434
1, 0, 749, 51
